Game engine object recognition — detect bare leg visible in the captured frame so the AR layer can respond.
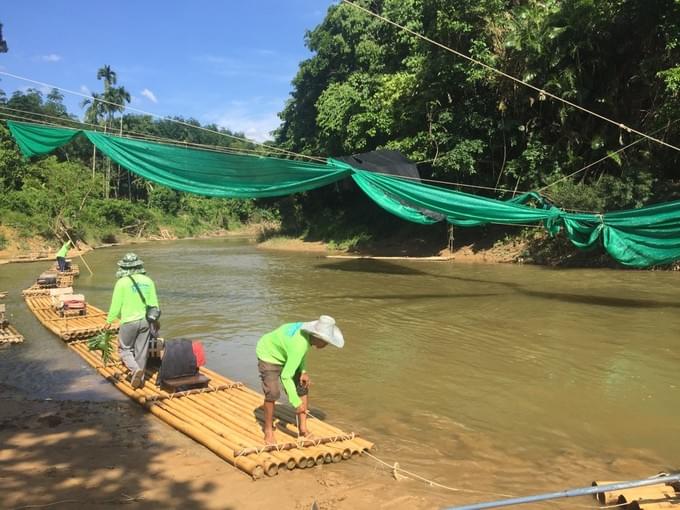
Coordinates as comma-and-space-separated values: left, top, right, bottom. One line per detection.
263, 400, 276, 444
297, 394, 310, 436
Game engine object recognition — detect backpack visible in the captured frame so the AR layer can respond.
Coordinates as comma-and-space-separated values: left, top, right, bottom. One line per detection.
158, 338, 198, 384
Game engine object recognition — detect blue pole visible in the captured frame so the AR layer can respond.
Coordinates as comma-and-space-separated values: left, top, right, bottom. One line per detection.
445, 474, 680, 510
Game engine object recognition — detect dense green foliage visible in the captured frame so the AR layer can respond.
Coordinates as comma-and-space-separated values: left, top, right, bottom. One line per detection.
276, 0, 680, 218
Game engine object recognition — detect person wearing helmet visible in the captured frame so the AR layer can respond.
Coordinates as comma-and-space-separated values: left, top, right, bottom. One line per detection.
256, 315, 344, 445
104, 253, 160, 389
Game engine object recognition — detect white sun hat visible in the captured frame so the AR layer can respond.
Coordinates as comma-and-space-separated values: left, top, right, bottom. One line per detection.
301, 315, 344, 348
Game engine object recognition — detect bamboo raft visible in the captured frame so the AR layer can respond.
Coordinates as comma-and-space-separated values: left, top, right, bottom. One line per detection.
52, 261, 80, 277
70, 342, 373, 478
593, 480, 680, 509
23, 280, 373, 478
23, 294, 116, 341
22, 273, 75, 297
0, 304, 24, 344
0, 323, 24, 344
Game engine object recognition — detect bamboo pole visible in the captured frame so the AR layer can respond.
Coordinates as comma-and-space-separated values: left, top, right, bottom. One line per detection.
173, 398, 281, 476
189, 393, 303, 469
74, 345, 266, 478
143, 386, 279, 475
207, 390, 349, 464
129, 376, 281, 473
204, 379, 365, 456
61, 226, 93, 276
193, 388, 328, 466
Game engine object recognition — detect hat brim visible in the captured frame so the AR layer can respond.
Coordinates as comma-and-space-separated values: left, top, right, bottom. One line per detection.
301, 322, 344, 348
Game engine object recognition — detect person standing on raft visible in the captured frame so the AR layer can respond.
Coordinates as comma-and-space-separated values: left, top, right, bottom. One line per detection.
104, 253, 160, 389
256, 315, 344, 445
56, 240, 71, 272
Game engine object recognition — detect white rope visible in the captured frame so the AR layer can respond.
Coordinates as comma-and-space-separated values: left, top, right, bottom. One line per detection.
0, 70, 326, 163
0, 105, 279, 157
0, 106, 530, 194
341, 0, 680, 154
538, 119, 680, 192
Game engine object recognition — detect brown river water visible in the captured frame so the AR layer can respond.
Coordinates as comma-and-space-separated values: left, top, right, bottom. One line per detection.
1, 237, 678, 505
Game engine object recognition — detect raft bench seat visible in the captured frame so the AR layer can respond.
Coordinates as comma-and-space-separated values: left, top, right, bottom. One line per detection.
49, 287, 86, 316
49, 286, 74, 301
162, 373, 211, 392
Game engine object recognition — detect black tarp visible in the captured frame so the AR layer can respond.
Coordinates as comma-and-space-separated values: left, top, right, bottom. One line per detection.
335, 149, 421, 182
337, 149, 445, 221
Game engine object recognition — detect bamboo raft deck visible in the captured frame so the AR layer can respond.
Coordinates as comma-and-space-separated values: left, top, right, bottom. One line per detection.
51, 262, 80, 277
0, 302, 24, 344
70, 342, 373, 478
22, 274, 75, 297
0, 323, 24, 344
23, 294, 116, 341
22, 279, 373, 478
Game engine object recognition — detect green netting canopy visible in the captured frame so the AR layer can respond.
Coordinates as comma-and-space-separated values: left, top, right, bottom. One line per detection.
8, 120, 680, 268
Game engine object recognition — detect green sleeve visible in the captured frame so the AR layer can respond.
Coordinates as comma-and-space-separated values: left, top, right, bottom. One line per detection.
280, 345, 306, 408
56, 241, 71, 258
106, 281, 123, 323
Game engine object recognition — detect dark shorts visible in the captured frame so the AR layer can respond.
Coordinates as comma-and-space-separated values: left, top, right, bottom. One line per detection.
257, 359, 308, 402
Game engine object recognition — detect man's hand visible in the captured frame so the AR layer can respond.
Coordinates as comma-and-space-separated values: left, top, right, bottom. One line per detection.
295, 401, 307, 414
299, 373, 311, 388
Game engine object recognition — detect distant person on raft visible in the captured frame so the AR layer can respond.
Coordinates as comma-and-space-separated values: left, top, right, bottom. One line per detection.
56, 240, 71, 272
104, 253, 160, 389
256, 315, 344, 445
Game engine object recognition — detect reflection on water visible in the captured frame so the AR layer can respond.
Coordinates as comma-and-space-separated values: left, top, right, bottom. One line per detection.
1, 237, 678, 501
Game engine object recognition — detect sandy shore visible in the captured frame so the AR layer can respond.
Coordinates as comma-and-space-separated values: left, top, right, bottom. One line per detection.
0, 382, 454, 510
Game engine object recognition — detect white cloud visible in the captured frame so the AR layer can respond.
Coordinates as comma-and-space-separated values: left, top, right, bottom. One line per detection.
206, 101, 282, 143
40, 54, 62, 62
141, 88, 158, 103
80, 85, 91, 96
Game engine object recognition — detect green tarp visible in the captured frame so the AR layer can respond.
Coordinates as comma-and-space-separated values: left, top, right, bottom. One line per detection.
9, 121, 352, 198
7, 120, 680, 268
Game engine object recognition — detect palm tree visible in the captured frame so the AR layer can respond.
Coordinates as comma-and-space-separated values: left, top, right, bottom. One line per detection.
0, 24, 8, 53
80, 92, 105, 125
96, 65, 117, 91
105, 85, 131, 124
102, 85, 131, 198
84, 66, 131, 197
80, 92, 105, 178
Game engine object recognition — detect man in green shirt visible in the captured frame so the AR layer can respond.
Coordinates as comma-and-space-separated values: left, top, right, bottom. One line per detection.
56, 240, 71, 272
256, 315, 344, 445
104, 253, 160, 389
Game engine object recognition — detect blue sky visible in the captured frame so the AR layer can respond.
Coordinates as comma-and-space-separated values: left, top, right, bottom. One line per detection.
0, 1, 337, 142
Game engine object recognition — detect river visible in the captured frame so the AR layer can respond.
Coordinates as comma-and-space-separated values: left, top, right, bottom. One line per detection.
1, 237, 677, 504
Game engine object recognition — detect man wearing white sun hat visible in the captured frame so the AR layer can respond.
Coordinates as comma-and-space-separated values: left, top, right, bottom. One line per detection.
256, 315, 344, 445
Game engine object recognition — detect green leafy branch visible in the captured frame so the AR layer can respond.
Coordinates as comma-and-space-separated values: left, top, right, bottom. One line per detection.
87, 330, 115, 364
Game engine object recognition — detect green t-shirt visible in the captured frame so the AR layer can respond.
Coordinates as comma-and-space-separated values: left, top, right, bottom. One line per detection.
256, 322, 309, 408
56, 241, 71, 258
106, 274, 159, 325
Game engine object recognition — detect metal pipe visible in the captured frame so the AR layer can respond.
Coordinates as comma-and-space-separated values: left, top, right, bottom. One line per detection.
445, 474, 680, 510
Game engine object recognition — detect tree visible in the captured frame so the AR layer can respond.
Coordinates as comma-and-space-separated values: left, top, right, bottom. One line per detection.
96, 65, 117, 91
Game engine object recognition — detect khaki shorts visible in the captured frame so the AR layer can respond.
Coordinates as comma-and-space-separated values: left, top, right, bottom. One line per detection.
257, 359, 308, 402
